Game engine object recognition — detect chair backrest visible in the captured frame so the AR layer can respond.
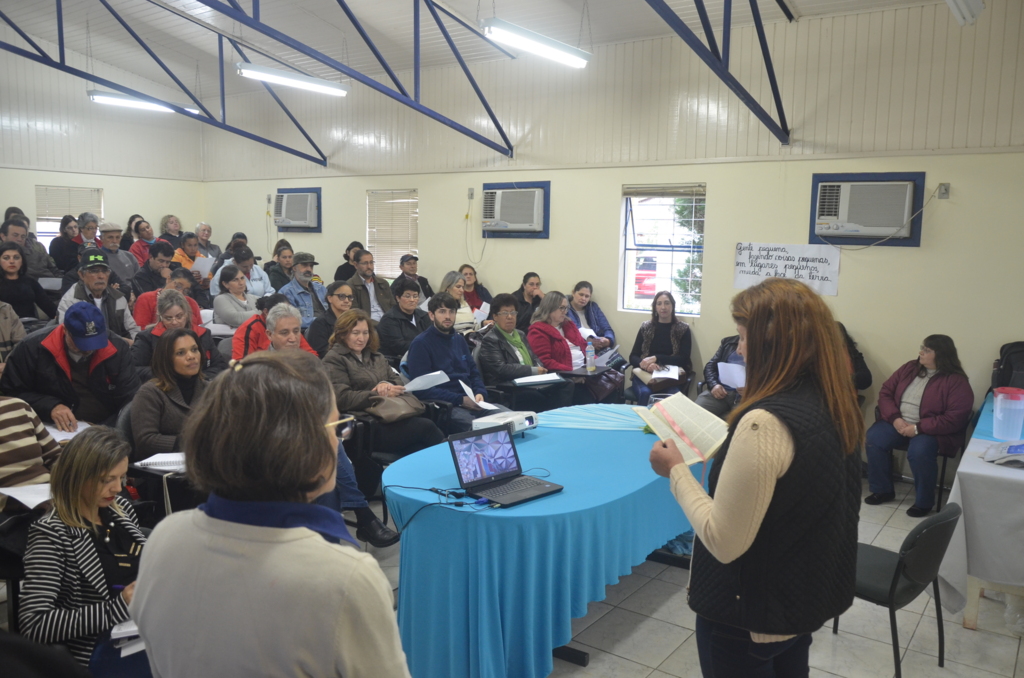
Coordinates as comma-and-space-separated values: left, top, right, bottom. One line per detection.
115, 402, 134, 453
471, 342, 484, 376
898, 502, 962, 586
217, 336, 233, 360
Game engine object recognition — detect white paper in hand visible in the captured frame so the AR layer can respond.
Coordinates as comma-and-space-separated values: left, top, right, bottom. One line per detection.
191, 256, 215, 277
111, 620, 139, 640
405, 370, 449, 392
459, 380, 499, 410
717, 362, 746, 388
45, 421, 90, 443
651, 365, 679, 380
578, 327, 597, 340
473, 302, 491, 323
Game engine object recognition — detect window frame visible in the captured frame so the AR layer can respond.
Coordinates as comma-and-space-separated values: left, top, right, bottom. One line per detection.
33, 185, 104, 252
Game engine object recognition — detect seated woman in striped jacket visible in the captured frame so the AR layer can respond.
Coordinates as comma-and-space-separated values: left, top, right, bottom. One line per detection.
18, 426, 151, 675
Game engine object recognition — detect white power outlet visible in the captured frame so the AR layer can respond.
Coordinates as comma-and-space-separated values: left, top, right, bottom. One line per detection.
937, 183, 950, 199
468, 188, 474, 200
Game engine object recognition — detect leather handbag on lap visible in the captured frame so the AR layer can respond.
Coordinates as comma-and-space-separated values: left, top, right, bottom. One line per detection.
365, 393, 426, 423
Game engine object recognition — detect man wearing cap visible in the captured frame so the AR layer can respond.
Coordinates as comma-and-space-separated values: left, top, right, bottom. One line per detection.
131, 240, 177, 298
56, 249, 139, 345
347, 249, 395, 322
280, 253, 328, 329
0, 302, 140, 431
60, 243, 126, 296
390, 253, 434, 301
98, 221, 140, 283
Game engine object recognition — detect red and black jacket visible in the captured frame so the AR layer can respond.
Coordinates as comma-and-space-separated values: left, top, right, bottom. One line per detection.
130, 323, 229, 381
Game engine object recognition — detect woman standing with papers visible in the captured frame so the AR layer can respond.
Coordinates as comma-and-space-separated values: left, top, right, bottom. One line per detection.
649, 278, 863, 678
629, 290, 692, 406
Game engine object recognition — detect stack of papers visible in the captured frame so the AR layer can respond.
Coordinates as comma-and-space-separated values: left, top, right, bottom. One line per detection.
512, 373, 564, 386
472, 302, 491, 324
134, 452, 186, 473
538, 404, 646, 430
111, 620, 146, 657
634, 392, 728, 466
45, 422, 90, 443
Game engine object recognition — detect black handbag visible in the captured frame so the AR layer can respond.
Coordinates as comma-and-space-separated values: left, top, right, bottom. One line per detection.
585, 368, 624, 402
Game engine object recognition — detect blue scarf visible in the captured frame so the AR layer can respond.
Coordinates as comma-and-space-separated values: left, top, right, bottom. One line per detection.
200, 493, 359, 547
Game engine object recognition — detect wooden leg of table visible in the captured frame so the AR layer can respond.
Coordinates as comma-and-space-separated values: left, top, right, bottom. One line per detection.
963, 576, 982, 630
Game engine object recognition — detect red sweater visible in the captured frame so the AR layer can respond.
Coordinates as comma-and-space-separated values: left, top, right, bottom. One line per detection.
232, 314, 316, 360
526, 321, 587, 372
876, 359, 974, 458
133, 290, 202, 330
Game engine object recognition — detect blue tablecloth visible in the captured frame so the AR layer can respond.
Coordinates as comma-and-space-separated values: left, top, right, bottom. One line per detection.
383, 424, 701, 678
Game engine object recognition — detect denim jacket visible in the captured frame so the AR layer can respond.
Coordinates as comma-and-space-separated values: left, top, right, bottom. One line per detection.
281, 279, 328, 328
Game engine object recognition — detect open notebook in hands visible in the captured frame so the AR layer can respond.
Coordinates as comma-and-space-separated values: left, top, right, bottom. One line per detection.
448, 424, 562, 508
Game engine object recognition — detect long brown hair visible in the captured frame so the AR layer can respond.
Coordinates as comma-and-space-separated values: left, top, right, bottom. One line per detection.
728, 278, 864, 456
920, 334, 967, 378
330, 308, 379, 353
50, 427, 131, 530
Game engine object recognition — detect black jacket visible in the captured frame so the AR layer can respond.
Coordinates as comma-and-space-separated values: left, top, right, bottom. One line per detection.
305, 309, 337, 359
48, 237, 80, 274
131, 264, 173, 299
702, 335, 741, 390
376, 304, 431, 358
477, 325, 541, 385
0, 325, 140, 424
334, 262, 356, 282
512, 289, 540, 333
390, 273, 435, 300
130, 324, 228, 381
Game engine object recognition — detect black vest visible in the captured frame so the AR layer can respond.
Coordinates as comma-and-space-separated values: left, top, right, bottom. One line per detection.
688, 381, 861, 635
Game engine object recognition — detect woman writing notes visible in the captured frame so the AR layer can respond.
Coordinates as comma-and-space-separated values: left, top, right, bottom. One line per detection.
649, 278, 862, 677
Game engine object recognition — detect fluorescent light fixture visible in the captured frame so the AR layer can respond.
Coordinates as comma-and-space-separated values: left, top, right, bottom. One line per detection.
87, 90, 201, 115
945, 0, 985, 26
481, 17, 591, 69
235, 62, 349, 96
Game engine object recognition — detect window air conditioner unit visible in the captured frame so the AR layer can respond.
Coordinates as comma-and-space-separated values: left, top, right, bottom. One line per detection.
274, 192, 318, 227
814, 182, 914, 238
482, 188, 544, 232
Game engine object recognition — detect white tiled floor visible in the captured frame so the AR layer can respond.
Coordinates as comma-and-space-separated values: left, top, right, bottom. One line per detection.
545, 480, 1023, 677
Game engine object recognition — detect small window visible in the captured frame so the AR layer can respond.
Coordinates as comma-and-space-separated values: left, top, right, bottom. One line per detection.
366, 189, 418, 280
620, 184, 705, 315
34, 185, 104, 251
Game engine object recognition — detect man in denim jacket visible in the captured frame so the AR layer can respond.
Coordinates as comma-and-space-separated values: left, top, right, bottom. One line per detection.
280, 253, 328, 329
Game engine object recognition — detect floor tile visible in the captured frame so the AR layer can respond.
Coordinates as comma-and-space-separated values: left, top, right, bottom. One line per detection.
884, 505, 933, 531
1016, 641, 1024, 678
859, 502, 898, 526
618, 578, 697, 630
926, 593, 1024, 640
575, 608, 688, 668
901, 649, 1010, 678
650, 672, 677, 678
572, 602, 615, 637
809, 627, 904, 678
548, 641, 655, 678
871, 526, 911, 552
858, 520, 883, 544
908, 619, 1020, 677
903, 591, 932, 615
603, 573, 652, 606
832, 597, 922, 648
655, 632, 701, 678
808, 669, 844, 678
633, 560, 669, 579
655, 565, 690, 588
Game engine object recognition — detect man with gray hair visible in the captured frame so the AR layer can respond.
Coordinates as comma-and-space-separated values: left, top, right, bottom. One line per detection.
74, 212, 101, 247
280, 253, 327, 329
98, 221, 140, 283
195, 222, 221, 260
265, 303, 304, 352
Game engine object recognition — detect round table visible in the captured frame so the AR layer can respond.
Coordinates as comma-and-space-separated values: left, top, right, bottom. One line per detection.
383, 419, 702, 678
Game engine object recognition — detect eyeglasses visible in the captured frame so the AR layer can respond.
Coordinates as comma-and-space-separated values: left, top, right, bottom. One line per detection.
557, 305, 569, 312
494, 311, 517, 318
332, 294, 354, 301
919, 346, 935, 353
324, 416, 355, 429
160, 313, 187, 324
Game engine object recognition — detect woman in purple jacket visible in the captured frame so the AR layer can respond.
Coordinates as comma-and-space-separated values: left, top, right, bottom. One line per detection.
865, 335, 974, 517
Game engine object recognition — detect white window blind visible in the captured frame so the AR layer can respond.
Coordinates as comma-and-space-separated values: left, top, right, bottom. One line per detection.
366, 189, 418, 279
35, 186, 104, 220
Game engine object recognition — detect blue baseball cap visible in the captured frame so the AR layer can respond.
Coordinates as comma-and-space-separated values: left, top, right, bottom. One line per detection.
63, 302, 108, 352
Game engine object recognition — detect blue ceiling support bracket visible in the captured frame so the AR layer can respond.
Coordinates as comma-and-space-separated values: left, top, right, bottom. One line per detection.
414, 0, 421, 102
97, 0, 215, 119
431, 4, 517, 60
775, 0, 795, 22
334, 0, 409, 97
218, 35, 226, 123
192, 0, 513, 157
422, 0, 513, 155
643, 0, 789, 145
721, 0, 731, 70
56, 0, 65, 64
0, 39, 328, 166
748, 0, 788, 135
252, 0, 260, 22
0, 9, 52, 61
691, 0, 720, 61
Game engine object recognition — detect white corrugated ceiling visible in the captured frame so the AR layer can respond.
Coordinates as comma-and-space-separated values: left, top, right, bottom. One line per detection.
2, 0, 944, 99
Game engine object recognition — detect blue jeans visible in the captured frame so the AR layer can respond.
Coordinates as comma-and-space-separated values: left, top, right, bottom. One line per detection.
695, 615, 812, 678
631, 373, 681, 407
88, 631, 153, 677
314, 442, 369, 512
865, 420, 940, 509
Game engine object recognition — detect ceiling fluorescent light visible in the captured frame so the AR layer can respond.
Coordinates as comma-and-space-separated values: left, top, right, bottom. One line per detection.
236, 62, 349, 97
945, 0, 985, 26
87, 90, 174, 113
481, 18, 591, 68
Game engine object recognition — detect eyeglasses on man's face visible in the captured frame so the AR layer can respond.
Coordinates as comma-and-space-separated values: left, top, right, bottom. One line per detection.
494, 310, 517, 318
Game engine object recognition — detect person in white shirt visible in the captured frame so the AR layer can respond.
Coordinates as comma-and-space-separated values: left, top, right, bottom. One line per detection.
213, 245, 274, 298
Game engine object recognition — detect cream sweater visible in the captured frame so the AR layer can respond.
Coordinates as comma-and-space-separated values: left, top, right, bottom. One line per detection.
669, 408, 796, 642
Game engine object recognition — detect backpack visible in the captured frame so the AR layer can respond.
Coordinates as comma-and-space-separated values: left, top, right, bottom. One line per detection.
992, 341, 1024, 390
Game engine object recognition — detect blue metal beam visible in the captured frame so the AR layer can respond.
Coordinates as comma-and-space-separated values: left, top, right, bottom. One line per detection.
0, 9, 51, 61
97, 0, 215, 119
334, 0, 408, 97
431, 4, 517, 60
414, 0, 421, 102
775, 0, 795, 22
691, 0, 721, 62
0, 40, 327, 165
422, 0, 513, 155
748, 0, 788, 135
218, 35, 226, 123
192, 0, 512, 156
642, 0, 789, 144
253, 0, 260, 22
722, 0, 731, 70
56, 0, 65, 64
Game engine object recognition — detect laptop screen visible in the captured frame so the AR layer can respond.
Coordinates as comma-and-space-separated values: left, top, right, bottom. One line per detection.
449, 425, 522, 487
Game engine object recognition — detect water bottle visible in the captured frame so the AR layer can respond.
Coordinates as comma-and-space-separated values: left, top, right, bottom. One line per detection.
586, 339, 596, 372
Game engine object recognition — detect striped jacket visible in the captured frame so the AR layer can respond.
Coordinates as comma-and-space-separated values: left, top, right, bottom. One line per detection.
0, 396, 61, 511
19, 496, 146, 665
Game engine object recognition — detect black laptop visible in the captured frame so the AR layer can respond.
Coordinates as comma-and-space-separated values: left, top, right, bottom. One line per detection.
448, 424, 562, 508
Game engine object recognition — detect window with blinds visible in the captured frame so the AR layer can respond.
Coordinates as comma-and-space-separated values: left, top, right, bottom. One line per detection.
620, 184, 705, 315
34, 185, 104, 250
366, 189, 418, 279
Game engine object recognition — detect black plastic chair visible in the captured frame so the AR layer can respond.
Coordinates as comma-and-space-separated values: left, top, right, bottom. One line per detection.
833, 502, 962, 678
0, 549, 25, 633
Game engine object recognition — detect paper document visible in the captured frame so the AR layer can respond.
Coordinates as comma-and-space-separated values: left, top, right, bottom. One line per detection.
191, 256, 215, 277
0, 483, 51, 509
120, 637, 147, 658
111, 620, 139, 640
651, 365, 679, 380
38, 277, 62, 291
472, 302, 491, 323
578, 327, 597, 340
45, 422, 90, 443
135, 452, 186, 472
513, 373, 564, 386
460, 380, 499, 410
717, 362, 746, 389
405, 370, 449, 392
634, 392, 728, 466
595, 346, 619, 367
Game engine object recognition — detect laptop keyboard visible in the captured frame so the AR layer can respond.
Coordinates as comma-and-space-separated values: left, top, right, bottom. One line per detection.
484, 476, 543, 497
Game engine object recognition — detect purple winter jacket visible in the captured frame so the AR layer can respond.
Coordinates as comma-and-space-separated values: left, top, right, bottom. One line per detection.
875, 359, 974, 458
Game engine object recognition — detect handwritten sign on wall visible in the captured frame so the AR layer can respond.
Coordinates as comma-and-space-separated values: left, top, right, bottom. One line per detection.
734, 243, 840, 296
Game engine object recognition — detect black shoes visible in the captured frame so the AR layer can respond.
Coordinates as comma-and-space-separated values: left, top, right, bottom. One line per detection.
356, 517, 400, 548
864, 492, 896, 505
906, 505, 931, 518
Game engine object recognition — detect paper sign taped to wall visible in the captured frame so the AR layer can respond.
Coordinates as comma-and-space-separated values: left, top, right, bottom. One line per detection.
733, 243, 840, 296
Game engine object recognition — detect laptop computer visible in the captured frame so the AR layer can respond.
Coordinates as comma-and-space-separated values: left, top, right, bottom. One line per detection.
448, 424, 562, 508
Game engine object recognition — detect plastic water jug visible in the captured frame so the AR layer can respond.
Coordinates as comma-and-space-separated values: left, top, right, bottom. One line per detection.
993, 387, 1024, 441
